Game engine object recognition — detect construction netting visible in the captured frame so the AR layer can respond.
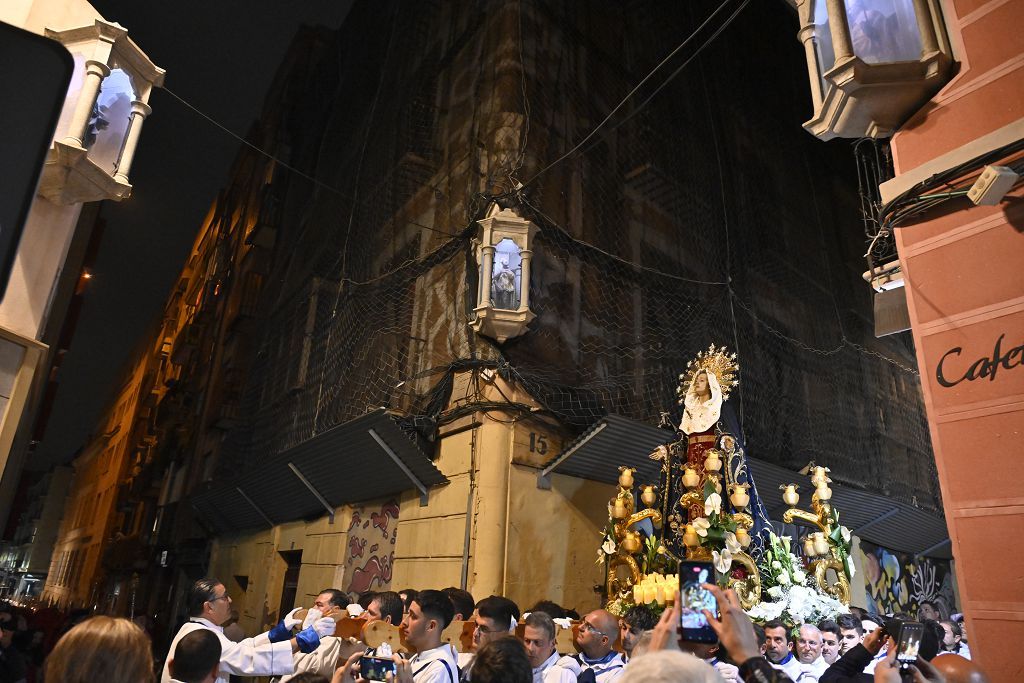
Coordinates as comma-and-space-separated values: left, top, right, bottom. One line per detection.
217, 0, 939, 513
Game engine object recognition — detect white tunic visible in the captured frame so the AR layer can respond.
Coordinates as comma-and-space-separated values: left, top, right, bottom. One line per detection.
574, 652, 626, 683
410, 644, 459, 683
161, 618, 294, 683
532, 651, 576, 683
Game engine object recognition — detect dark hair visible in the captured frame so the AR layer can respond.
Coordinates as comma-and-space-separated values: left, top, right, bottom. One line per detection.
849, 606, 868, 621
836, 614, 863, 634
763, 619, 788, 635
469, 636, 532, 683
527, 600, 567, 620
752, 623, 766, 646
171, 629, 222, 683
817, 619, 841, 638
919, 620, 944, 662
523, 612, 556, 642
622, 604, 659, 632
941, 620, 961, 638
414, 590, 455, 630
371, 591, 404, 625
476, 596, 520, 630
188, 579, 223, 618
317, 589, 347, 609
443, 588, 476, 620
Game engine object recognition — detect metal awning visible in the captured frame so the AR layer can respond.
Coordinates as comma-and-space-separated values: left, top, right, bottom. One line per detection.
191, 409, 447, 534
540, 414, 951, 559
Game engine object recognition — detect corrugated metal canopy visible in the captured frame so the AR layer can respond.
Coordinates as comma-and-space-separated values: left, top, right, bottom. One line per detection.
540, 414, 950, 559
191, 409, 446, 533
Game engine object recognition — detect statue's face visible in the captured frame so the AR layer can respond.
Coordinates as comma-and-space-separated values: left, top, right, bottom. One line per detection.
692, 372, 709, 396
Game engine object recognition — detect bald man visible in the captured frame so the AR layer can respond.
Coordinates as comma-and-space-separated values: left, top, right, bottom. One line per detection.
932, 654, 990, 683
572, 609, 626, 682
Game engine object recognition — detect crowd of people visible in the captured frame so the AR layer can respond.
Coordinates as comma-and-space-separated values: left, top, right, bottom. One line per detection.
0, 581, 990, 683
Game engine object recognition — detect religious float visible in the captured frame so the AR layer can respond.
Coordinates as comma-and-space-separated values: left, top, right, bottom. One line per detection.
598, 345, 854, 628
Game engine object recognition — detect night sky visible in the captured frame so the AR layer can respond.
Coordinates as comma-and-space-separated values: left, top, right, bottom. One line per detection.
33, 1, 352, 468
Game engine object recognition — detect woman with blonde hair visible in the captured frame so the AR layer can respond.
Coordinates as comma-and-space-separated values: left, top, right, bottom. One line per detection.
46, 615, 154, 683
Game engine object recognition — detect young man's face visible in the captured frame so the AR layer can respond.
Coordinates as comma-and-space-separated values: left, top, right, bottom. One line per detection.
941, 623, 960, 650
472, 612, 508, 650
918, 603, 940, 621
839, 628, 861, 653
764, 626, 791, 663
523, 624, 556, 668
619, 620, 646, 656
402, 601, 433, 652
365, 599, 390, 624
820, 632, 840, 663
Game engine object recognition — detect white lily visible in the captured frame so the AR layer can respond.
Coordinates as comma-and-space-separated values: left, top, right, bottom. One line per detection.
705, 492, 723, 516
693, 517, 711, 537
724, 531, 742, 555
713, 549, 733, 574
840, 526, 852, 544
771, 560, 782, 570
602, 537, 617, 555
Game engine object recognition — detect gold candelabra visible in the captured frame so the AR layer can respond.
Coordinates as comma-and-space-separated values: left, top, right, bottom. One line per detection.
606, 467, 662, 598
781, 465, 851, 605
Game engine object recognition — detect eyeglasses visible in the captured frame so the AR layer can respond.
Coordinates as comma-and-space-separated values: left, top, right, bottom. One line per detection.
209, 594, 230, 603
579, 621, 607, 637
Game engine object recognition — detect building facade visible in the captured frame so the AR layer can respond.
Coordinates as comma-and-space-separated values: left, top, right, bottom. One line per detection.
0, 0, 163, 533
47, 0, 954, 652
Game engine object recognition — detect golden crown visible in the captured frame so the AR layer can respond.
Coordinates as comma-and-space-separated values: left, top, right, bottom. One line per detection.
676, 343, 740, 403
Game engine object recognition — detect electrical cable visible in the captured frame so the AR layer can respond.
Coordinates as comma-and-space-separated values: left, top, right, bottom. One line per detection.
518, 0, 749, 190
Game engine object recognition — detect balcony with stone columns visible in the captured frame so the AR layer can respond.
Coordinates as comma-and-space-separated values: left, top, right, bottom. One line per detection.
37, 19, 164, 204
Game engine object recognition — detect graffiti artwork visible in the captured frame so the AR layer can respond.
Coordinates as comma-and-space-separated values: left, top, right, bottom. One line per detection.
343, 500, 400, 594
859, 540, 957, 619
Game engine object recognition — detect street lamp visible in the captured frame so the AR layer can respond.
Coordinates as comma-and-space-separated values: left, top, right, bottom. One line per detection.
795, 0, 953, 140
470, 205, 538, 343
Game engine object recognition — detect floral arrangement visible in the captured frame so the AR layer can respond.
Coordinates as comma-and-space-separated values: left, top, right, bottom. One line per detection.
688, 484, 748, 578
746, 533, 849, 627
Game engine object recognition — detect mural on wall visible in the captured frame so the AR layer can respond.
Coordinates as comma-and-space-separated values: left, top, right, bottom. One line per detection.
343, 500, 400, 594
859, 540, 957, 618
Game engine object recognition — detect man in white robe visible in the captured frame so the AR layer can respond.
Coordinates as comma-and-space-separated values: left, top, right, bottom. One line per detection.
522, 612, 575, 683
161, 578, 334, 683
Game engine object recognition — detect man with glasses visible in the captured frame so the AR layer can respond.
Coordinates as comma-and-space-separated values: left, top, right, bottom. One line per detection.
569, 610, 625, 683
160, 578, 335, 683
459, 595, 520, 681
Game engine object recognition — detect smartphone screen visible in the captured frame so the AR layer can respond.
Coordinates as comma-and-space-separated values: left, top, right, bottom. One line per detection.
360, 656, 397, 681
678, 560, 719, 643
895, 622, 923, 665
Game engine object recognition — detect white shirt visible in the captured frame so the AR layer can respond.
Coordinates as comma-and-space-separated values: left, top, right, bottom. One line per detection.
161, 618, 294, 683
410, 645, 459, 683
792, 655, 828, 682
279, 636, 349, 682
770, 652, 803, 680
574, 652, 626, 683
532, 651, 576, 683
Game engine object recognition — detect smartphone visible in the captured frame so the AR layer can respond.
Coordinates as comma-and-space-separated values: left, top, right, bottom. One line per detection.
678, 560, 719, 643
360, 656, 397, 681
893, 621, 924, 668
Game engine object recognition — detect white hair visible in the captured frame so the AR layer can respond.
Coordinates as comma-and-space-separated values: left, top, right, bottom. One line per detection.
621, 650, 724, 683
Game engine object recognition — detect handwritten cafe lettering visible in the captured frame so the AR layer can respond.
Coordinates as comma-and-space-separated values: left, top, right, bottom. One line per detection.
936, 333, 1024, 388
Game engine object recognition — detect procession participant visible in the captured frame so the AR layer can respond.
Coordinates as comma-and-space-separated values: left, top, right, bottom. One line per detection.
619, 650, 720, 683
169, 630, 221, 683
792, 624, 828, 681
764, 620, 801, 679
521, 612, 574, 683
443, 589, 476, 622
618, 606, 657, 661
161, 578, 334, 683
917, 601, 941, 622
939, 620, 970, 660
402, 590, 458, 683
834, 616, 862, 655
45, 616, 154, 683
280, 589, 350, 682
460, 596, 520, 680
571, 609, 626, 682
467, 637, 531, 683
817, 621, 841, 665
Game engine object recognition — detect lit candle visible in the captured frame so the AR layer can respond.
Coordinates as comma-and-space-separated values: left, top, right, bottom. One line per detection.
813, 532, 830, 556
655, 586, 666, 605
782, 484, 800, 507
729, 484, 749, 510
644, 585, 656, 605
612, 499, 627, 519
803, 536, 816, 557
633, 584, 643, 605
682, 468, 700, 489
816, 483, 833, 501
684, 525, 700, 548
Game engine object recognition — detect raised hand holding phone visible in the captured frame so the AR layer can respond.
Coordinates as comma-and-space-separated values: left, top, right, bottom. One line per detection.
678, 561, 719, 644
700, 583, 762, 664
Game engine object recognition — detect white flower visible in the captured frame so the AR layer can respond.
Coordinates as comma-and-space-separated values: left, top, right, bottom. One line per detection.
693, 517, 711, 537
845, 555, 856, 579
777, 571, 791, 585
792, 569, 806, 584
771, 560, 782, 570
767, 586, 784, 599
724, 531, 742, 555
602, 537, 616, 555
713, 549, 733, 574
840, 526, 851, 544
705, 492, 722, 516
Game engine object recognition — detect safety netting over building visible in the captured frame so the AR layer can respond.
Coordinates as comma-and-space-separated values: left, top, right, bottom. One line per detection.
217, 0, 937, 513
